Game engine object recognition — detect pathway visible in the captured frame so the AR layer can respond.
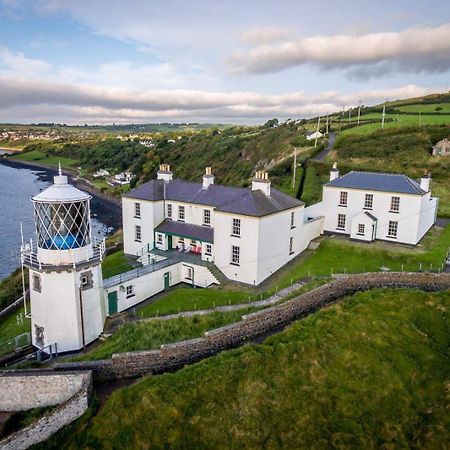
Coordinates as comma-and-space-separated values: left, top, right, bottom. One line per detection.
313, 131, 335, 161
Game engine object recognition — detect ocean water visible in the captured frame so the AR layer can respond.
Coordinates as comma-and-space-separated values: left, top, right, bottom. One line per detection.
0, 161, 108, 280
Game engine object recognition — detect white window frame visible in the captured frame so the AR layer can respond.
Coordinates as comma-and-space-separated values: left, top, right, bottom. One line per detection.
178, 205, 185, 222
337, 214, 346, 230
167, 203, 172, 219
135, 225, 141, 242
290, 211, 295, 229
32, 274, 41, 293
289, 236, 294, 254
339, 191, 348, 206
231, 245, 240, 265
387, 220, 398, 238
205, 244, 212, 255
390, 196, 400, 213
134, 202, 141, 218
156, 233, 163, 245
203, 209, 211, 226
357, 224, 365, 235
364, 193, 373, 209
186, 267, 193, 280
232, 218, 241, 236
126, 285, 134, 298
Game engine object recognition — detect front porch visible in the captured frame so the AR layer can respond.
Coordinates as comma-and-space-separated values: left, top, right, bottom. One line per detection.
154, 219, 214, 263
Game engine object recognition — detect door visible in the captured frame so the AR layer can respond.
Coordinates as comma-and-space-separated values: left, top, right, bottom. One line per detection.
107, 291, 118, 315
164, 272, 170, 290
167, 235, 173, 250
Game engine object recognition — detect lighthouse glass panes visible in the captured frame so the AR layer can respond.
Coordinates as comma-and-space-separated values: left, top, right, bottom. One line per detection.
34, 200, 91, 250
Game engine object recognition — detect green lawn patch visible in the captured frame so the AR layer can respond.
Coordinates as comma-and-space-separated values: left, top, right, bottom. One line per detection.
102, 250, 134, 279
0, 307, 30, 357
13, 149, 78, 168
42, 288, 450, 449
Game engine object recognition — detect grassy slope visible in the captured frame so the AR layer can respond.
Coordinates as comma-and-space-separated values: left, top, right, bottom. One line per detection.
42, 288, 450, 449
101, 250, 134, 279
0, 307, 30, 357
13, 149, 79, 168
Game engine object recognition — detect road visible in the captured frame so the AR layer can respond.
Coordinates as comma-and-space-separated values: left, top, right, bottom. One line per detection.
314, 131, 336, 161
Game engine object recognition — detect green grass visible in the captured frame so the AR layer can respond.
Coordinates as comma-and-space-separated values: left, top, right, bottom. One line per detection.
0, 307, 30, 357
394, 102, 450, 113
102, 250, 134, 279
13, 149, 79, 168
67, 309, 253, 361
41, 288, 450, 449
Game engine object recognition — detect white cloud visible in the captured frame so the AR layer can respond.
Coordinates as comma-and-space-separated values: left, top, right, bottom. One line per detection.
241, 26, 292, 45
229, 23, 450, 77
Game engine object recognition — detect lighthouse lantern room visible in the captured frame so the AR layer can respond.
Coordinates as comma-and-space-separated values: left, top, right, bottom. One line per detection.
21, 166, 107, 353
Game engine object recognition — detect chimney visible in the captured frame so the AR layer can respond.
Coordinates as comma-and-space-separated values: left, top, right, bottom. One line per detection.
420, 170, 431, 192
330, 162, 339, 181
157, 163, 173, 182
252, 170, 271, 196
202, 166, 214, 189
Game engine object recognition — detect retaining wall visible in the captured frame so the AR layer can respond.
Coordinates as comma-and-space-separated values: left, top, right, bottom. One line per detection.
54, 272, 450, 381
0, 371, 91, 450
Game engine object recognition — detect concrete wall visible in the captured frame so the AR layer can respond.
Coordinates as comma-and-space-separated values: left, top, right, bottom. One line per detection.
55, 272, 450, 381
0, 371, 91, 450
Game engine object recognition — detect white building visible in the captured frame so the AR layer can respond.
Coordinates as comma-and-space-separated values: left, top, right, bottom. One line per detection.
122, 165, 323, 285
21, 167, 107, 353
306, 131, 324, 141
305, 163, 438, 245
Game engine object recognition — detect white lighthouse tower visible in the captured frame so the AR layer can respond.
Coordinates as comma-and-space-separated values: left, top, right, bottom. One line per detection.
21, 166, 106, 353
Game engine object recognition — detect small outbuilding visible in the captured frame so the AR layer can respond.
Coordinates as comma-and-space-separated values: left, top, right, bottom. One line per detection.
432, 138, 450, 156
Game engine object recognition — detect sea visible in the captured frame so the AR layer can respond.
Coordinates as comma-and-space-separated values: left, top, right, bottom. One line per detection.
0, 156, 110, 280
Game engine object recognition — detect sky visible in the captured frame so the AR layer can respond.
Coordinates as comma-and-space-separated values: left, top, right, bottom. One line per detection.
0, 0, 450, 124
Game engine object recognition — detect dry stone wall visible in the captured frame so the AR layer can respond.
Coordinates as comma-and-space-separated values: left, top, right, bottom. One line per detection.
54, 272, 450, 381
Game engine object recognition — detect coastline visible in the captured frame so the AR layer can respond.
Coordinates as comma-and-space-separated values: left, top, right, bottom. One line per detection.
0, 156, 122, 230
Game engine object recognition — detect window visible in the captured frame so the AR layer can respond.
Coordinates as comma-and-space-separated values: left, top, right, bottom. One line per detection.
135, 225, 141, 242
126, 285, 134, 298
134, 202, 141, 218
390, 196, 400, 212
178, 205, 185, 221
232, 218, 241, 236
156, 233, 163, 245
339, 191, 348, 206
290, 211, 295, 228
289, 237, 294, 254
357, 224, 365, 235
203, 209, 211, 226
364, 193, 373, 209
167, 203, 172, 219
186, 267, 193, 280
231, 245, 240, 265
387, 221, 398, 238
337, 214, 346, 230
205, 244, 212, 255
32, 274, 41, 293
80, 271, 93, 290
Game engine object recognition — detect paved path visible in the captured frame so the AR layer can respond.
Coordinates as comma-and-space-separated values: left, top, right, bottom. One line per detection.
139, 282, 305, 321
313, 131, 335, 161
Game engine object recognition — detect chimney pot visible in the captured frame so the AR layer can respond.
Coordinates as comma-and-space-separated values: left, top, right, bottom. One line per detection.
202, 166, 214, 188
330, 162, 339, 181
157, 163, 173, 181
420, 170, 431, 192
252, 170, 271, 196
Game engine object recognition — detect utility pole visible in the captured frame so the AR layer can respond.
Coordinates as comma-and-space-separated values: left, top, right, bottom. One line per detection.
348, 108, 351, 124
381, 102, 386, 129
314, 116, 321, 148
419, 111, 422, 127
357, 100, 361, 126
292, 148, 297, 189
325, 112, 329, 134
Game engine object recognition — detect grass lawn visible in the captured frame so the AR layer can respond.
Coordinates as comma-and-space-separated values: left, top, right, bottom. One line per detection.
13, 150, 79, 168
67, 309, 253, 361
102, 250, 134, 279
41, 288, 450, 449
394, 102, 450, 113
0, 307, 30, 357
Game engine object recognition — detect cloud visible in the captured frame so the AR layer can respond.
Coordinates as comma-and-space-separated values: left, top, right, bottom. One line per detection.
229, 23, 450, 77
0, 73, 440, 123
241, 26, 292, 45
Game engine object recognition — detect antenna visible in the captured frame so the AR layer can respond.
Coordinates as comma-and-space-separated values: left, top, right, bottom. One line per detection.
58, 161, 62, 176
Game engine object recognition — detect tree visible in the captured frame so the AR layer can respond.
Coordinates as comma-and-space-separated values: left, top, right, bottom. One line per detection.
435, 106, 442, 113
263, 118, 279, 128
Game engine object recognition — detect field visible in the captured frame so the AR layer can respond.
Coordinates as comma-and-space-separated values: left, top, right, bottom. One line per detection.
13, 149, 79, 168
40, 288, 450, 449
394, 102, 450, 113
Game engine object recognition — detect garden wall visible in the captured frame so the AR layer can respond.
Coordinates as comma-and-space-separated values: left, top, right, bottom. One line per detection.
54, 272, 450, 381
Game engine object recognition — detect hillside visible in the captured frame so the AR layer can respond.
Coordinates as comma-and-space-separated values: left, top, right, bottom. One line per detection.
38, 288, 450, 449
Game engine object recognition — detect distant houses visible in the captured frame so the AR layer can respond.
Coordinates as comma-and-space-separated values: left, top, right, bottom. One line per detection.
432, 138, 450, 156
306, 131, 324, 141
93, 169, 110, 178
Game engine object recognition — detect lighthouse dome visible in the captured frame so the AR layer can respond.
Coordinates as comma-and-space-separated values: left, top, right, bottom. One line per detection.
32, 173, 91, 203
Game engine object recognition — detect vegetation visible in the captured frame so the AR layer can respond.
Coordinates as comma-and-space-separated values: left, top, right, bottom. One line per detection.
0, 406, 54, 439
41, 288, 450, 449
0, 268, 27, 311
0, 307, 30, 357
102, 250, 134, 279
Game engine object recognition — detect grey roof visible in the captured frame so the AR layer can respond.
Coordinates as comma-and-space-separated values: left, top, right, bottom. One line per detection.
155, 219, 214, 243
326, 171, 426, 195
364, 211, 377, 221
124, 179, 303, 217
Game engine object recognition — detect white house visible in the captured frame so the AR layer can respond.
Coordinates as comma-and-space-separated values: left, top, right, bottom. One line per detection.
432, 138, 450, 156
305, 163, 439, 245
122, 165, 323, 285
306, 131, 324, 141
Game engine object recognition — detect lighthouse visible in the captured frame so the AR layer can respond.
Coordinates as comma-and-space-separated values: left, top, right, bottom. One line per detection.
21, 166, 106, 353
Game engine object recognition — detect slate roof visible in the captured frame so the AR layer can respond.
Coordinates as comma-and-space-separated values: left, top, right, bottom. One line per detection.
155, 219, 214, 243
124, 179, 303, 217
364, 211, 377, 222
326, 171, 426, 195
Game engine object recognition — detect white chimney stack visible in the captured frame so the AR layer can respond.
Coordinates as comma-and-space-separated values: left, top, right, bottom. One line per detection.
252, 170, 271, 196
202, 166, 214, 189
420, 170, 431, 192
157, 163, 173, 182
330, 162, 339, 181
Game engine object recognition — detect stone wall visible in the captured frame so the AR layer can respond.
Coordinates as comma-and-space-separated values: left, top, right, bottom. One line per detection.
54, 272, 450, 381
0, 371, 91, 450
